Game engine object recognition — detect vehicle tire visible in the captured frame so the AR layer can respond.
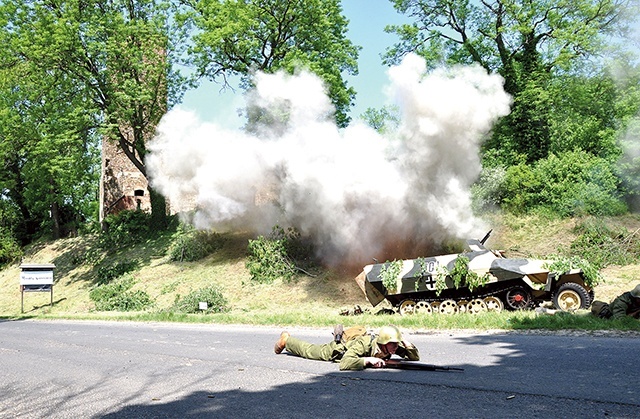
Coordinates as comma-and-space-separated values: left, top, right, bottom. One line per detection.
399, 300, 416, 315
553, 282, 590, 311
505, 287, 533, 310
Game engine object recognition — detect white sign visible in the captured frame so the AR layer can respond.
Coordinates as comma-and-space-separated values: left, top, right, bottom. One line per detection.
20, 270, 54, 285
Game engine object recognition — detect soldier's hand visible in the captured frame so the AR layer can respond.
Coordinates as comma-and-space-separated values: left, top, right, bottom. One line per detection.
364, 357, 385, 368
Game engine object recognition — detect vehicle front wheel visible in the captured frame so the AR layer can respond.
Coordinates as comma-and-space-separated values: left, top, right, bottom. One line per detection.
553, 282, 590, 311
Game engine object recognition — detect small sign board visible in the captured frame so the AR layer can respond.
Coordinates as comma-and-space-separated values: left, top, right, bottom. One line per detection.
20, 267, 55, 285
19, 264, 56, 312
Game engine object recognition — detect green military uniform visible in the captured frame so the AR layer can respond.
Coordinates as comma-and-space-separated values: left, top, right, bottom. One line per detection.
284, 334, 420, 371
610, 291, 640, 319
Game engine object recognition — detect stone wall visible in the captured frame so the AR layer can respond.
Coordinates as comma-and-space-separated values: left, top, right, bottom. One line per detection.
99, 138, 151, 221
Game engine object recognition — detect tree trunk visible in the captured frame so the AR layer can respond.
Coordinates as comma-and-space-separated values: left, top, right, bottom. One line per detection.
148, 186, 168, 230
51, 200, 61, 240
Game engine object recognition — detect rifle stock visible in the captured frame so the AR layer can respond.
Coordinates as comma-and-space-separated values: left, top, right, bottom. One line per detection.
384, 359, 464, 372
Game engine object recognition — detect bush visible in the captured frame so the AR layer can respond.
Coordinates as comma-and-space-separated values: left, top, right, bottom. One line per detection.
172, 285, 229, 314
168, 226, 226, 262
471, 166, 507, 213
100, 210, 152, 249
245, 226, 314, 283
0, 231, 22, 268
89, 274, 154, 311
566, 218, 640, 269
501, 151, 626, 216
95, 260, 139, 285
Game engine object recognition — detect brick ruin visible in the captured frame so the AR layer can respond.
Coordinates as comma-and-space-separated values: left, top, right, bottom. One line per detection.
99, 138, 151, 221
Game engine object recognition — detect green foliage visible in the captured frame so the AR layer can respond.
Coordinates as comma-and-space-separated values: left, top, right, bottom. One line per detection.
380, 260, 403, 294
360, 106, 400, 134
247, 234, 294, 283
169, 225, 226, 262
471, 166, 507, 213
95, 260, 139, 285
89, 274, 154, 311
501, 151, 626, 216
544, 256, 602, 288
433, 265, 449, 296
172, 285, 229, 314
182, 0, 359, 127
0, 230, 22, 268
451, 255, 490, 292
431, 255, 489, 294
100, 210, 152, 249
565, 218, 640, 269
548, 74, 622, 159
386, 0, 635, 164
246, 226, 314, 283
0, 0, 187, 234
0, 52, 100, 243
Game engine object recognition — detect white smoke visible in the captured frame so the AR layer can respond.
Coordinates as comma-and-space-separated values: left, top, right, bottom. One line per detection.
146, 54, 511, 266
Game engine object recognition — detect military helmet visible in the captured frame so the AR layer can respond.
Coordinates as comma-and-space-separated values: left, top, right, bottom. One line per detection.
631, 284, 640, 298
377, 325, 402, 345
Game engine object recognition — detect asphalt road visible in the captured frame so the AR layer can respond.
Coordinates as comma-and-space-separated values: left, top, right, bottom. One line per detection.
1, 320, 639, 418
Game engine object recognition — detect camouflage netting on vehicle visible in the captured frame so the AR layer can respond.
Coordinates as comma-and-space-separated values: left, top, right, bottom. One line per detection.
354, 231, 594, 315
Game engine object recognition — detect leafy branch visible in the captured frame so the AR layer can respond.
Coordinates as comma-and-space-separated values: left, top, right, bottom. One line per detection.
380, 260, 403, 294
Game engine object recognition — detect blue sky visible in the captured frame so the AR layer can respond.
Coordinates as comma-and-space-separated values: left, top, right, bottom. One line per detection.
178, 0, 409, 125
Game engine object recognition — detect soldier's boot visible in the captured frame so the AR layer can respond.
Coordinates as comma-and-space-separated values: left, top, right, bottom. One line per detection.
333, 324, 344, 343
274, 331, 290, 354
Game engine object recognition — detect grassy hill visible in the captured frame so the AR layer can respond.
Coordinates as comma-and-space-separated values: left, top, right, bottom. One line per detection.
2, 213, 640, 330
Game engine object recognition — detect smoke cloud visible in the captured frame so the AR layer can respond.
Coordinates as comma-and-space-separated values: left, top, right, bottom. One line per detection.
146, 54, 511, 267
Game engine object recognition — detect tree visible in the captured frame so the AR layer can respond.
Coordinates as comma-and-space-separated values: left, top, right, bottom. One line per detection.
0, 0, 188, 230
384, 0, 637, 163
180, 0, 360, 127
360, 106, 400, 134
0, 51, 100, 242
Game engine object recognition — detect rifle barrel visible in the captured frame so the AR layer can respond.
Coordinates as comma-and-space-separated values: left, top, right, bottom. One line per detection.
384, 359, 464, 372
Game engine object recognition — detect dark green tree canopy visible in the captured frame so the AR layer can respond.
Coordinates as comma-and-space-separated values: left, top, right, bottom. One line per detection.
181, 0, 360, 127
0, 0, 190, 229
385, 0, 634, 79
384, 0, 637, 163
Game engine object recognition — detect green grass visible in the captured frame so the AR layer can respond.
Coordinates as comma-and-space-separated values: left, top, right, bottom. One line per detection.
2, 214, 640, 333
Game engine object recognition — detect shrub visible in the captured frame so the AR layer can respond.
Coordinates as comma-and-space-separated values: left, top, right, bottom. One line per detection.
95, 260, 139, 285
172, 285, 229, 314
89, 274, 154, 311
246, 233, 295, 283
501, 151, 626, 216
100, 210, 152, 249
566, 218, 640, 269
0, 231, 22, 268
471, 166, 507, 213
168, 226, 225, 262
246, 226, 315, 283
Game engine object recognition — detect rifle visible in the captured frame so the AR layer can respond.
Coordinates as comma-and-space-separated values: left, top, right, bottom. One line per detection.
384, 359, 464, 372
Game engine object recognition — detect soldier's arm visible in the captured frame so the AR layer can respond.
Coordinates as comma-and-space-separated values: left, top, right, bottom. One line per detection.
396, 341, 420, 361
338, 339, 369, 370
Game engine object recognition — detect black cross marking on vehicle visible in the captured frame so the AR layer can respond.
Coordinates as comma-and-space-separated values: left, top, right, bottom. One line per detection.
423, 275, 436, 290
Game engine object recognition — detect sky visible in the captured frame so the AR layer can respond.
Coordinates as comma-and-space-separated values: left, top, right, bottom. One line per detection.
178, 0, 410, 127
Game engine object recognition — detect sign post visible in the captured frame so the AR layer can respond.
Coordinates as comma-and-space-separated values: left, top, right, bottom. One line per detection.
19, 264, 55, 313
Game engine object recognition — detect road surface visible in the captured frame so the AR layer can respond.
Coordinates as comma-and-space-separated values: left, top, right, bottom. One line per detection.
1, 320, 638, 418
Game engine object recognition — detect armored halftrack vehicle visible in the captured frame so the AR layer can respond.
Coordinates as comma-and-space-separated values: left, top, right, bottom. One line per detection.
354, 231, 594, 315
